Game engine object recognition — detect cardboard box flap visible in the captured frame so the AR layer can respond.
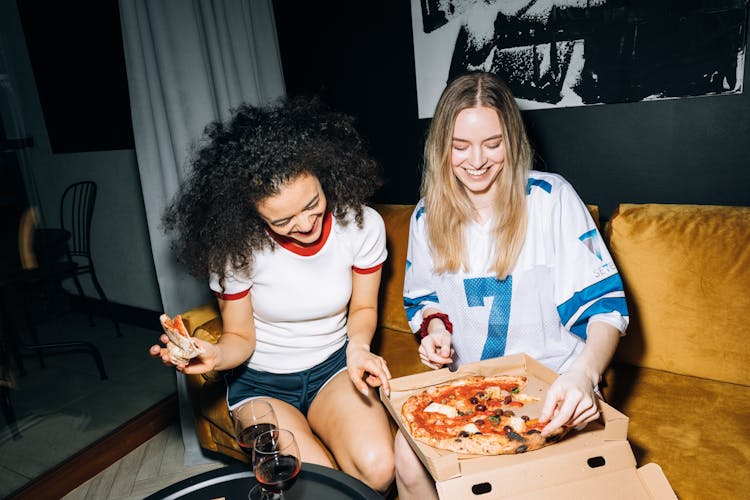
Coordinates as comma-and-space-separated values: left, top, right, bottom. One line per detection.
637, 463, 678, 499
478, 461, 674, 499
436, 440, 639, 499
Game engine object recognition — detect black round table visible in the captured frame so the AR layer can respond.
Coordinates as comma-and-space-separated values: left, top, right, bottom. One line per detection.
144, 462, 381, 500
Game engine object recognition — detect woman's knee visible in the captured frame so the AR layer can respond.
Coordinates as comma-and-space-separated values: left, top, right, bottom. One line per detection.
357, 444, 396, 491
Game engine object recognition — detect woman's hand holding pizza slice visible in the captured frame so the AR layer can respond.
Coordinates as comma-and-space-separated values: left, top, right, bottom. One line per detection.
539, 368, 601, 436
150, 314, 219, 374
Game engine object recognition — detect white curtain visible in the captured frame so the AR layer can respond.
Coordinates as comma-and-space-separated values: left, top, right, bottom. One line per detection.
119, 0, 285, 464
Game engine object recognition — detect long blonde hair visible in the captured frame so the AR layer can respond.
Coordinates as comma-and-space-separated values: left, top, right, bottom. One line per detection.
421, 72, 531, 278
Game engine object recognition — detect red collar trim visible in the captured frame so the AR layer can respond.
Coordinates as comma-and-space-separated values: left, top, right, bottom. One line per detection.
266, 211, 332, 256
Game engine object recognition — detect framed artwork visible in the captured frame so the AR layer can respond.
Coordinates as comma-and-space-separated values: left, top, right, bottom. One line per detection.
411, 0, 748, 117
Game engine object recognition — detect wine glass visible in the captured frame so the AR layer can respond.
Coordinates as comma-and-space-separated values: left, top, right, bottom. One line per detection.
248, 429, 302, 500
232, 399, 278, 463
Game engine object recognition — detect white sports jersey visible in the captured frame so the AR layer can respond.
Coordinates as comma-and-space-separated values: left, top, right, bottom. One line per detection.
210, 206, 387, 373
404, 171, 628, 374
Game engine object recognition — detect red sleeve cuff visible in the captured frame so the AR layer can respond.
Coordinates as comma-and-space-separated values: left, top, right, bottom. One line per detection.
353, 262, 384, 275
213, 289, 250, 300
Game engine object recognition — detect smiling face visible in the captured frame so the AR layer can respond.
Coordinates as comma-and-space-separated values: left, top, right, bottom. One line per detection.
256, 173, 327, 246
450, 106, 507, 205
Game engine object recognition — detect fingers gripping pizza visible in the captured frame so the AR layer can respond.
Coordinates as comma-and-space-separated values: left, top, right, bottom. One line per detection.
159, 314, 204, 365
401, 375, 568, 455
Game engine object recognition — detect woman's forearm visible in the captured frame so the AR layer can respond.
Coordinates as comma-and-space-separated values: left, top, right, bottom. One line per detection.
214, 295, 256, 370
346, 305, 378, 351
213, 331, 255, 371
569, 321, 621, 385
347, 269, 383, 351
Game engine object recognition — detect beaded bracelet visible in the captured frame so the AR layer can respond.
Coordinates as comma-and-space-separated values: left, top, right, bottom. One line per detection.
419, 312, 453, 338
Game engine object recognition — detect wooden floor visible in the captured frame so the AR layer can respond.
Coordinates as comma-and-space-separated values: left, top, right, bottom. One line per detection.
61, 422, 226, 500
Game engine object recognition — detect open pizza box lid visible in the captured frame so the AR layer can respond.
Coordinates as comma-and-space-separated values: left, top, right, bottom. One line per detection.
380, 353, 676, 499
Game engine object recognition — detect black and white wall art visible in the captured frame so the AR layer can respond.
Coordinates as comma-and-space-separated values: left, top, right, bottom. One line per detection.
411, 0, 748, 117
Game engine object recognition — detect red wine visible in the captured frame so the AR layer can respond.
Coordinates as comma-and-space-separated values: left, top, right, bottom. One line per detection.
237, 423, 277, 456
255, 454, 301, 493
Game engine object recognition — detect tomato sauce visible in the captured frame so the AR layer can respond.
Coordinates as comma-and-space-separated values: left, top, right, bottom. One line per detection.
414, 380, 527, 439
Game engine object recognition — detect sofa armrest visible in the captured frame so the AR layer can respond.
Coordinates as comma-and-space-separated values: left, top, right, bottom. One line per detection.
194, 316, 223, 343
179, 305, 242, 459
195, 317, 225, 383
181, 302, 220, 336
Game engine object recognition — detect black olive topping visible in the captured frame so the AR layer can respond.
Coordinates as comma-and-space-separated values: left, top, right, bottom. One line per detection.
506, 430, 525, 442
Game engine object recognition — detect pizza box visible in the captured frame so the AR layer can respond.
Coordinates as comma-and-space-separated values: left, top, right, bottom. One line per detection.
380, 353, 676, 499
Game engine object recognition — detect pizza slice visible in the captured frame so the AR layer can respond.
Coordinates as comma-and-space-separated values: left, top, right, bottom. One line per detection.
159, 313, 204, 365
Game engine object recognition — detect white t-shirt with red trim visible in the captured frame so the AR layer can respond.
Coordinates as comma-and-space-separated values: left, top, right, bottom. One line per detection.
209, 206, 387, 373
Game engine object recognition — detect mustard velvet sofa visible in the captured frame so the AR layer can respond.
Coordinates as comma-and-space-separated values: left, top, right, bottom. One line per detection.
180, 202, 750, 500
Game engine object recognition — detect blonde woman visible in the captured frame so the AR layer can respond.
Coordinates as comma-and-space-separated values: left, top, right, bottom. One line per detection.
395, 72, 629, 499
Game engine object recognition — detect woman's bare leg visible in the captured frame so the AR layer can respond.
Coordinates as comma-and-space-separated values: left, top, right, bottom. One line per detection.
394, 429, 438, 500
308, 372, 395, 493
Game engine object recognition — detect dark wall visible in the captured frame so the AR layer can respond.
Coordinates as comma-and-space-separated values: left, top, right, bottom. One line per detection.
274, 2, 425, 205
16, 1, 134, 153
274, 2, 750, 218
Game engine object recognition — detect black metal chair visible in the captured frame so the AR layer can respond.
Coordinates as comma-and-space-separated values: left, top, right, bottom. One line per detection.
12, 206, 108, 378
0, 206, 110, 438
59, 181, 121, 336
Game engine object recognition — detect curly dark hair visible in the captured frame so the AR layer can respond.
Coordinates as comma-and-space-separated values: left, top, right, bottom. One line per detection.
162, 96, 382, 282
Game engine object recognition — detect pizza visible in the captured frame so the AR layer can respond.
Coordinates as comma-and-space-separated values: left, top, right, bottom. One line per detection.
159, 314, 204, 365
400, 375, 568, 455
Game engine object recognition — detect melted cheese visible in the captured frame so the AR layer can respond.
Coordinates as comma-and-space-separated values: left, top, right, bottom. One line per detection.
462, 423, 481, 434
424, 402, 458, 418
509, 416, 525, 433
513, 393, 540, 403
485, 386, 501, 399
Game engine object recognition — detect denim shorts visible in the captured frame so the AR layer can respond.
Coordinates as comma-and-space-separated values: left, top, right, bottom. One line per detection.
225, 342, 348, 416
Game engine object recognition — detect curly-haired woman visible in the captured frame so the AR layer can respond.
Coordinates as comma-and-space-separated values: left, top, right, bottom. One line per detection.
150, 97, 394, 492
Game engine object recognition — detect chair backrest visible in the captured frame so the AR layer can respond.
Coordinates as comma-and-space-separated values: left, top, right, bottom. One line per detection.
60, 181, 97, 258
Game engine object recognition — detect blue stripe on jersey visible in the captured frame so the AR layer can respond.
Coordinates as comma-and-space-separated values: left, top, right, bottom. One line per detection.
579, 229, 603, 261
557, 273, 626, 334
579, 228, 597, 240
406, 259, 412, 270
415, 206, 426, 220
569, 297, 629, 339
463, 276, 513, 360
403, 293, 439, 320
526, 177, 552, 194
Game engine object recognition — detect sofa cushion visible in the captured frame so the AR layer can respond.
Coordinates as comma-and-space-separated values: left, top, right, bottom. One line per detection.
603, 363, 750, 500
181, 302, 220, 336
373, 326, 430, 379
194, 316, 223, 344
586, 204, 600, 230
606, 203, 750, 386
373, 204, 414, 334
189, 317, 223, 382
